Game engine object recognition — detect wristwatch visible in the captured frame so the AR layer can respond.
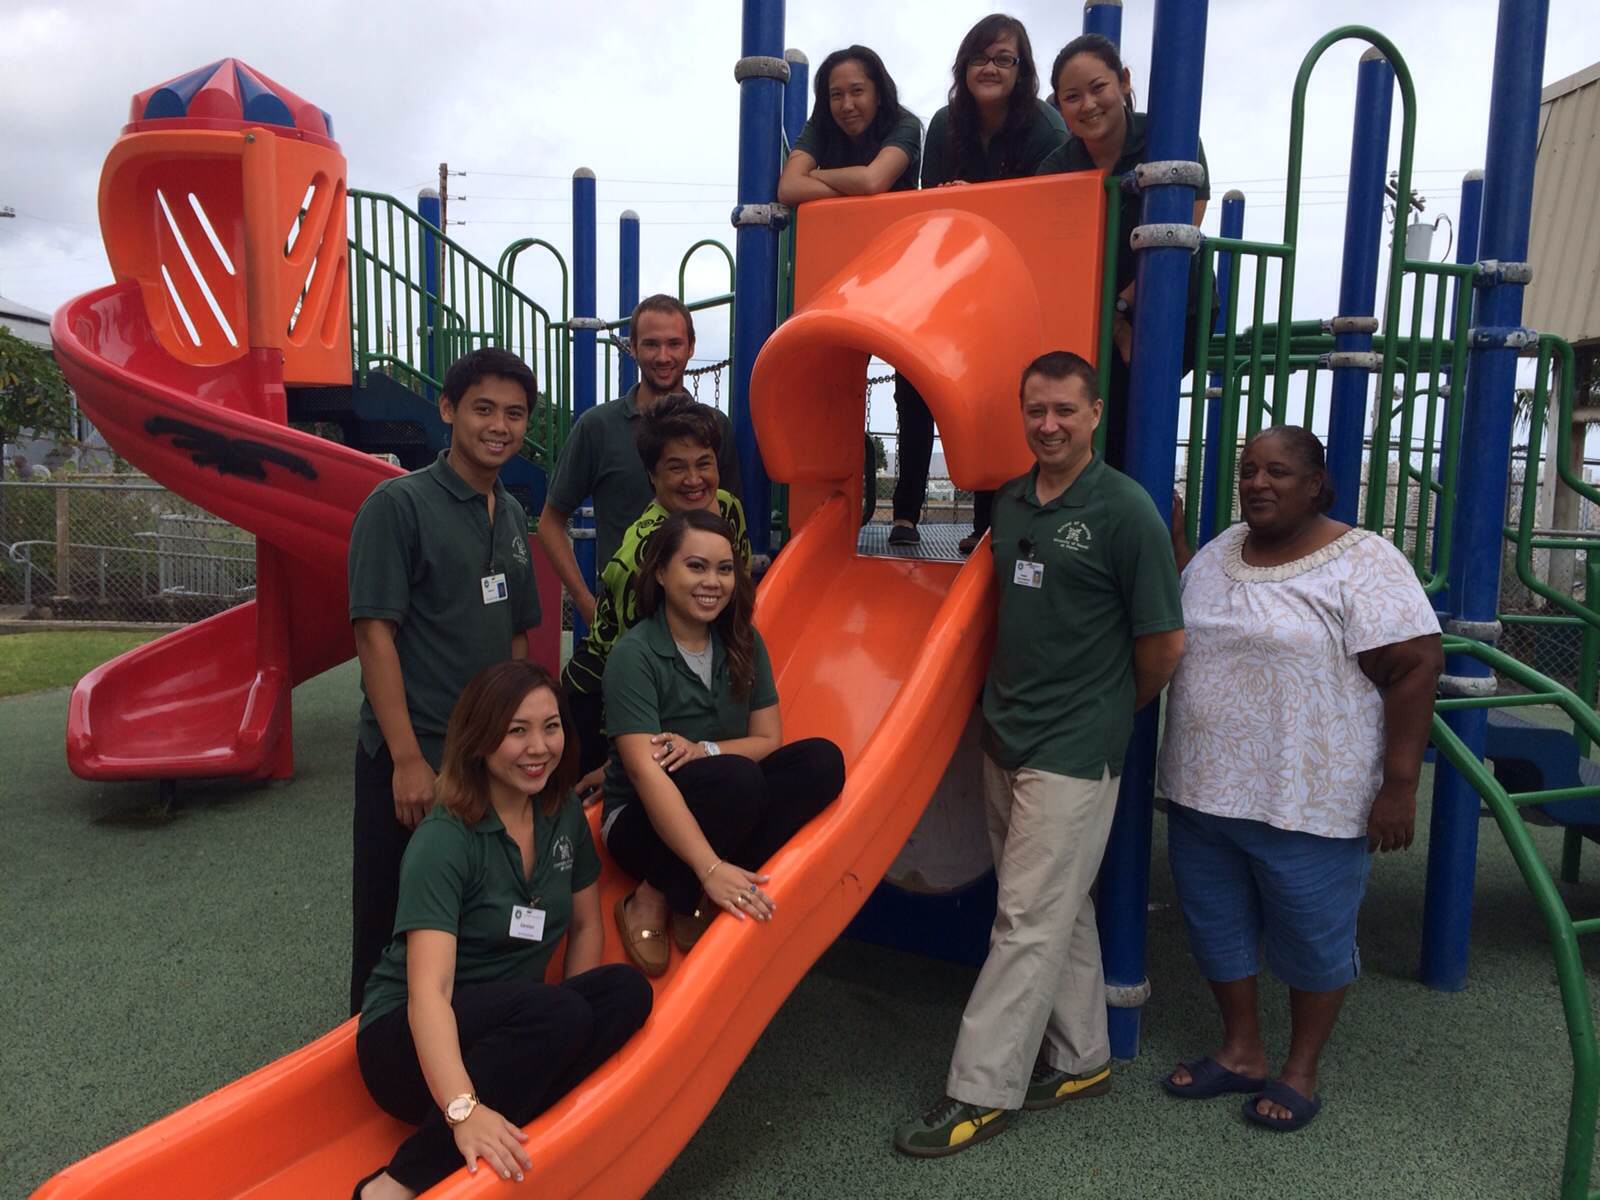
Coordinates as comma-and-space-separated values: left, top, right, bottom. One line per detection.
701, 741, 722, 757
1115, 296, 1133, 317
444, 1092, 479, 1126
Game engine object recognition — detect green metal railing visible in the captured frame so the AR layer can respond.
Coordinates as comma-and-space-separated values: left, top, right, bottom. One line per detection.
347, 190, 564, 464
1430, 635, 1600, 1200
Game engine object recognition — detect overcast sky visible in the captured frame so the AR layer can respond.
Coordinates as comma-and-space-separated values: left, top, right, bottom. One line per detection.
3, 0, 1593, 433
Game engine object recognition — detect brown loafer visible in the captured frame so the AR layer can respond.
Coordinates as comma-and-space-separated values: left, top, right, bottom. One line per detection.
615, 893, 669, 977
672, 899, 717, 953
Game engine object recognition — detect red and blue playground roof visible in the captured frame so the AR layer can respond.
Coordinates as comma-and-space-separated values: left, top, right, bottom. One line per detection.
128, 59, 336, 144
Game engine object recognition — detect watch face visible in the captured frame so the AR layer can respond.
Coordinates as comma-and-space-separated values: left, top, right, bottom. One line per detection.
447, 1096, 475, 1123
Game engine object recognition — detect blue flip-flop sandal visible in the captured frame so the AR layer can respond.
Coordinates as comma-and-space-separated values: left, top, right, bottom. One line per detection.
1161, 1056, 1268, 1099
1242, 1079, 1323, 1132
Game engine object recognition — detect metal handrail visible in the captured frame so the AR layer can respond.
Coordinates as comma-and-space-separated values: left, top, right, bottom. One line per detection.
1428, 634, 1600, 1200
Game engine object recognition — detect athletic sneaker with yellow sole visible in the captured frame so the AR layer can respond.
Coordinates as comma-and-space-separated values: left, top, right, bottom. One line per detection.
893, 1097, 1013, 1158
1023, 1060, 1112, 1110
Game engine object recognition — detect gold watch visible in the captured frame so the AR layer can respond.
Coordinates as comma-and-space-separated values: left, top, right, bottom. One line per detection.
444, 1092, 479, 1126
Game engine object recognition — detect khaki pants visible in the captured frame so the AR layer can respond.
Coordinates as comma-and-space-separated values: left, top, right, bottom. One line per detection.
946, 758, 1120, 1110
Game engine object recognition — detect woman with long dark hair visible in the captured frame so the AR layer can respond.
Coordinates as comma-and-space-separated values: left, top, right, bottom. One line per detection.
602, 509, 845, 976
921, 13, 1068, 553
1038, 33, 1212, 469
778, 44, 921, 204
352, 661, 651, 1200
778, 45, 923, 540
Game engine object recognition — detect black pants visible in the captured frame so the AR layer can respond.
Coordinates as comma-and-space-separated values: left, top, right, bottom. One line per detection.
567, 685, 609, 777
891, 374, 934, 524
355, 966, 651, 1192
604, 739, 845, 914
352, 740, 418, 1016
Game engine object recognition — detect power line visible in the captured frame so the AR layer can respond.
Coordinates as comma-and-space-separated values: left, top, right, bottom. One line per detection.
455, 169, 736, 189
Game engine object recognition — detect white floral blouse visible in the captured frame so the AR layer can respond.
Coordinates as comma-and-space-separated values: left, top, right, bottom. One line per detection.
1158, 524, 1441, 839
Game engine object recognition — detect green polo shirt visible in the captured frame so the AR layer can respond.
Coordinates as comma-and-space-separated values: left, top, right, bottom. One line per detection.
921, 98, 1067, 188
1036, 111, 1211, 295
981, 456, 1182, 779
546, 384, 742, 568
348, 451, 540, 767
793, 108, 924, 192
599, 608, 779, 818
562, 490, 751, 696
358, 797, 602, 1030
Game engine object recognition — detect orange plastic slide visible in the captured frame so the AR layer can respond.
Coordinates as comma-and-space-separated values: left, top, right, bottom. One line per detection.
37, 172, 1103, 1198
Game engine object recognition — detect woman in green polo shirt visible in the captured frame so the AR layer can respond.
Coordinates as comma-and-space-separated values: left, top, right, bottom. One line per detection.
352, 661, 651, 1200
922, 12, 1068, 553
777, 44, 924, 544
1037, 33, 1212, 469
601, 509, 845, 976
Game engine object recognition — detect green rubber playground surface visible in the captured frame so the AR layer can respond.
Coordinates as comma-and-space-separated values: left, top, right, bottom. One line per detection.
4, 663, 1599, 1198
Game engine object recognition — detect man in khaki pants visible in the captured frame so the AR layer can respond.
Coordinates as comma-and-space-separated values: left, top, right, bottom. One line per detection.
895, 351, 1184, 1157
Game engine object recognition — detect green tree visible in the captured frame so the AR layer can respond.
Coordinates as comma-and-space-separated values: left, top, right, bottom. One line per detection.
0, 327, 74, 452
871, 434, 887, 471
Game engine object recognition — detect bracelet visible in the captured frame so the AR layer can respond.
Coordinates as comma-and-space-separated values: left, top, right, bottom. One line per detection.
702, 859, 723, 881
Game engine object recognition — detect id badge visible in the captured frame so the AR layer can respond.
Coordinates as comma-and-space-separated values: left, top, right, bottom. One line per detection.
481, 572, 509, 604
509, 905, 546, 941
1013, 559, 1044, 589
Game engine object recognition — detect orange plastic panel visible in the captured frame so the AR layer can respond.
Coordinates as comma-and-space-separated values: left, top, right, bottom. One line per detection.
762, 173, 1104, 530
99, 126, 349, 387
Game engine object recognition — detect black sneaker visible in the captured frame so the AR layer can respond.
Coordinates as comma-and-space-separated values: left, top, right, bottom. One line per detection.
1023, 1059, 1112, 1110
887, 523, 921, 546
893, 1096, 1012, 1158
957, 530, 983, 554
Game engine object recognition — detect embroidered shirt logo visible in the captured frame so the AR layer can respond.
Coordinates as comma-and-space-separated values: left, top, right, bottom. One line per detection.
510, 535, 530, 566
552, 835, 575, 872
1053, 520, 1092, 551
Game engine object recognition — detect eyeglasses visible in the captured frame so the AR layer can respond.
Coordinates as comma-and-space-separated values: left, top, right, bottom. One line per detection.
967, 53, 1021, 70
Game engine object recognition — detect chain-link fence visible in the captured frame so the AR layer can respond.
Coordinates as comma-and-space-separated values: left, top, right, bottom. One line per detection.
0, 477, 255, 622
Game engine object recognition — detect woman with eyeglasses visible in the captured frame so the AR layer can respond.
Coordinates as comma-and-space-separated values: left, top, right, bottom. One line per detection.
1037, 33, 1211, 471
920, 13, 1067, 555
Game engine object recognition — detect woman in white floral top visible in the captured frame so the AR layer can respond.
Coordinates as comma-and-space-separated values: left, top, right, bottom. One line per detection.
1158, 426, 1442, 1132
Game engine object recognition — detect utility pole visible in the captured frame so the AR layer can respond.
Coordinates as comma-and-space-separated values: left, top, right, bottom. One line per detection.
438, 163, 449, 230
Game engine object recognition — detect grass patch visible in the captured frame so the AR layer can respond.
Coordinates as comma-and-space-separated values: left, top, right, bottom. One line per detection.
0, 630, 157, 698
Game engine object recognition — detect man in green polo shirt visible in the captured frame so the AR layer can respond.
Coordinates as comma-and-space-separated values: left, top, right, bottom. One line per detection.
346, 347, 541, 1015
896, 350, 1184, 1157
536, 294, 741, 626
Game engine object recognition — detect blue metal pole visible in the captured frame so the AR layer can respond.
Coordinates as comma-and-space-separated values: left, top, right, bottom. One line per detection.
1082, 0, 1123, 47
418, 188, 441, 399
730, 0, 785, 556
618, 210, 640, 394
1101, 0, 1208, 1061
783, 48, 809, 147
1420, 0, 1549, 992
1434, 169, 1484, 614
1325, 48, 1396, 527
1198, 189, 1244, 546
571, 167, 599, 611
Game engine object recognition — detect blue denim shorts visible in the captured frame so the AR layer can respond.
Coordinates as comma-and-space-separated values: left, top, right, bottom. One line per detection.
1166, 803, 1372, 992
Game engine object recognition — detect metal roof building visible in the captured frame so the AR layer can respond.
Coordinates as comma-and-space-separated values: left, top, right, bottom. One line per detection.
1524, 62, 1600, 351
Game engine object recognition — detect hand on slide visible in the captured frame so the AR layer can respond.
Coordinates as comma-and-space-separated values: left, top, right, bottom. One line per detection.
453, 1104, 532, 1182
576, 765, 605, 807
705, 862, 775, 922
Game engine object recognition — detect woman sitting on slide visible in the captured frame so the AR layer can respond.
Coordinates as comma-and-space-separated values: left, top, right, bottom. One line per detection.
603, 509, 846, 976
353, 661, 651, 1200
